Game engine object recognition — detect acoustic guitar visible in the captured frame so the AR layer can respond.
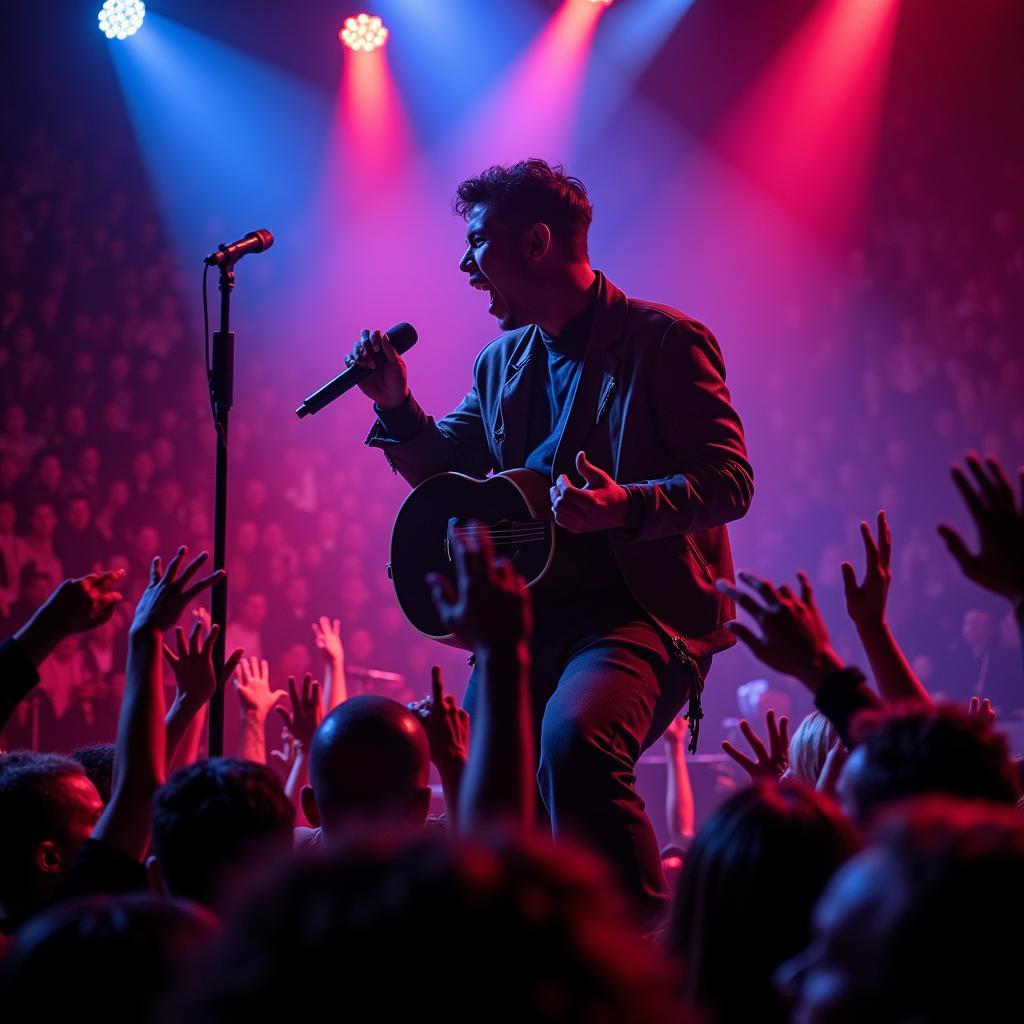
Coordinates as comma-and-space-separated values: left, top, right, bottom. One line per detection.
388, 469, 557, 645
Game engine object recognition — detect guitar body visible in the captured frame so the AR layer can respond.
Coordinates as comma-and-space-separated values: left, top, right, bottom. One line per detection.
390, 469, 557, 646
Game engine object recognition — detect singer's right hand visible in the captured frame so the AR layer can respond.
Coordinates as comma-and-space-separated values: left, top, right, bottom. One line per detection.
347, 328, 410, 410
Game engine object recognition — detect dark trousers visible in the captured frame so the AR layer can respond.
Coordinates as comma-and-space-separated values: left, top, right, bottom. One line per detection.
465, 581, 710, 926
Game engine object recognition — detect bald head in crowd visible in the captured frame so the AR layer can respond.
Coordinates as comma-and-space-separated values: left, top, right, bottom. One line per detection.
301, 696, 432, 838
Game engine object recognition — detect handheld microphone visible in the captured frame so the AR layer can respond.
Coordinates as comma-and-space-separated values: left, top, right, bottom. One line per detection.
296, 323, 418, 419
204, 229, 274, 267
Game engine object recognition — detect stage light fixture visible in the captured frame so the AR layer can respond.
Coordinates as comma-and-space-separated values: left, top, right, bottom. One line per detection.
339, 13, 389, 53
98, 0, 146, 40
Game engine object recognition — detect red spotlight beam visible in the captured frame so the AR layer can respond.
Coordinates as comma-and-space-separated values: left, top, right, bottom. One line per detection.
714, 0, 901, 244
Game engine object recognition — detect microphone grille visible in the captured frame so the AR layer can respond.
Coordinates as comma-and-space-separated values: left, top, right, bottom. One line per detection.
250, 229, 274, 252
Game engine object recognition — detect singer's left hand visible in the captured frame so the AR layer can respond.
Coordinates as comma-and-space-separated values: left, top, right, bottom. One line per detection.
550, 451, 629, 533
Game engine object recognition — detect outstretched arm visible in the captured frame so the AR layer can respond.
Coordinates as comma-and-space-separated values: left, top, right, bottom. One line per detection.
94, 548, 222, 860
938, 453, 1024, 664
2, 571, 124, 732
663, 716, 695, 846
411, 666, 470, 827
164, 616, 243, 771
428, 525, 533, 830
312, 616, 347, 713
233, 656, 287, 764
842, 511, 931, 705
274, 673, 322, 807
716, 570, 881, 749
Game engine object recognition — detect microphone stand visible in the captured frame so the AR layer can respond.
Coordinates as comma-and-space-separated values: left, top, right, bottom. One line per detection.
208, 258, 236, 757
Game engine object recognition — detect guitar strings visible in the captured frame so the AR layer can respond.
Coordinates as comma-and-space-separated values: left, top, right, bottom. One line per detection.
455, 526, 547, 535
451, 527, 547, 542
455, 524, 547, 533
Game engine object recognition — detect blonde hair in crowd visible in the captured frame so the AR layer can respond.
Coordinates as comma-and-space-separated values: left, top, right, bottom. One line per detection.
784, 711, 839, 786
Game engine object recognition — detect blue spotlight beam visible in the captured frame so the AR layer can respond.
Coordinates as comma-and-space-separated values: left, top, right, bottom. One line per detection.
106, 12, 332, 296
370, 0, 544, 143
574, 0, 698, 150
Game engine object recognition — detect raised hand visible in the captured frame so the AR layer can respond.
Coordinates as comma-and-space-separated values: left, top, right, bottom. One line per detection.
14, 569, 127, 667
311, 616, 344, 666
233, 655, 287, 719
275, 673, 322, 750
131, 548, 223, 636
412, 666, 470, 780
46, 570, 126, 631
549, 450, 629, 533
841, 511, 892, 630
269, 729, 297, 772
164, 619, 243, 707
346, 328, 409, 410
427, 523, 532, 657
938, 453, 1024, 604
967, 695, 996, 725
663, 714, 690, 750
722, 710, 790, 782
716, 571, 844, 693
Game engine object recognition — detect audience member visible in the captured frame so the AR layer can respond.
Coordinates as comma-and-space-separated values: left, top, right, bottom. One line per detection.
669, 783, 858, 1024
778, 798, 1024, 1023
174, 832, 686, 1024
150, 758, 294, 914
300, 695, 432, 843
0, 752, 104, 936
836, 702, 1019, 828
0, 894, 217, 1018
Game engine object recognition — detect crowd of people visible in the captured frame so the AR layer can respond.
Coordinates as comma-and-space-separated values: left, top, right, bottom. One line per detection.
2, 114, 1021, 767
2, 83, 1024, 1023
1, 441, 1022, 1021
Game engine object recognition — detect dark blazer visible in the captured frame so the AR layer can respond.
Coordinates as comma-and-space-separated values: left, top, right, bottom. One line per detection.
367, 272, 753, 659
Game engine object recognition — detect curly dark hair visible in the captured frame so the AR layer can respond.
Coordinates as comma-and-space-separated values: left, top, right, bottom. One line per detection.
453, 158, 593, 260
71, 743, 115, 804
846, 702, 1019, 825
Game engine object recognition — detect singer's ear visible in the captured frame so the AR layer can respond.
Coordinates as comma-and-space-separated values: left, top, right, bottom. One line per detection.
525, 222, 552, 262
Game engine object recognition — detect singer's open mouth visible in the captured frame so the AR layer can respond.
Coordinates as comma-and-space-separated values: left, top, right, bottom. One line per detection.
469, 274, 502, 317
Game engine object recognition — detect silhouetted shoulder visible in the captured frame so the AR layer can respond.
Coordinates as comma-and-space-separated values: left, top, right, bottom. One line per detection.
628, 298, 713, 339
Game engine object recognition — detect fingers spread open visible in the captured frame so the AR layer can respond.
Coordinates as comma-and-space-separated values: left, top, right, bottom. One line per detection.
722, 740, 758, 775
183, 569, 226, 603
726, 621, 764, 653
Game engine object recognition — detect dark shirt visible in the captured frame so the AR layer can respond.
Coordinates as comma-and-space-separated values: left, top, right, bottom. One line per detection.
56, 837, 148, 902
523, 305, 590, 479
814, 666, 881, 749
